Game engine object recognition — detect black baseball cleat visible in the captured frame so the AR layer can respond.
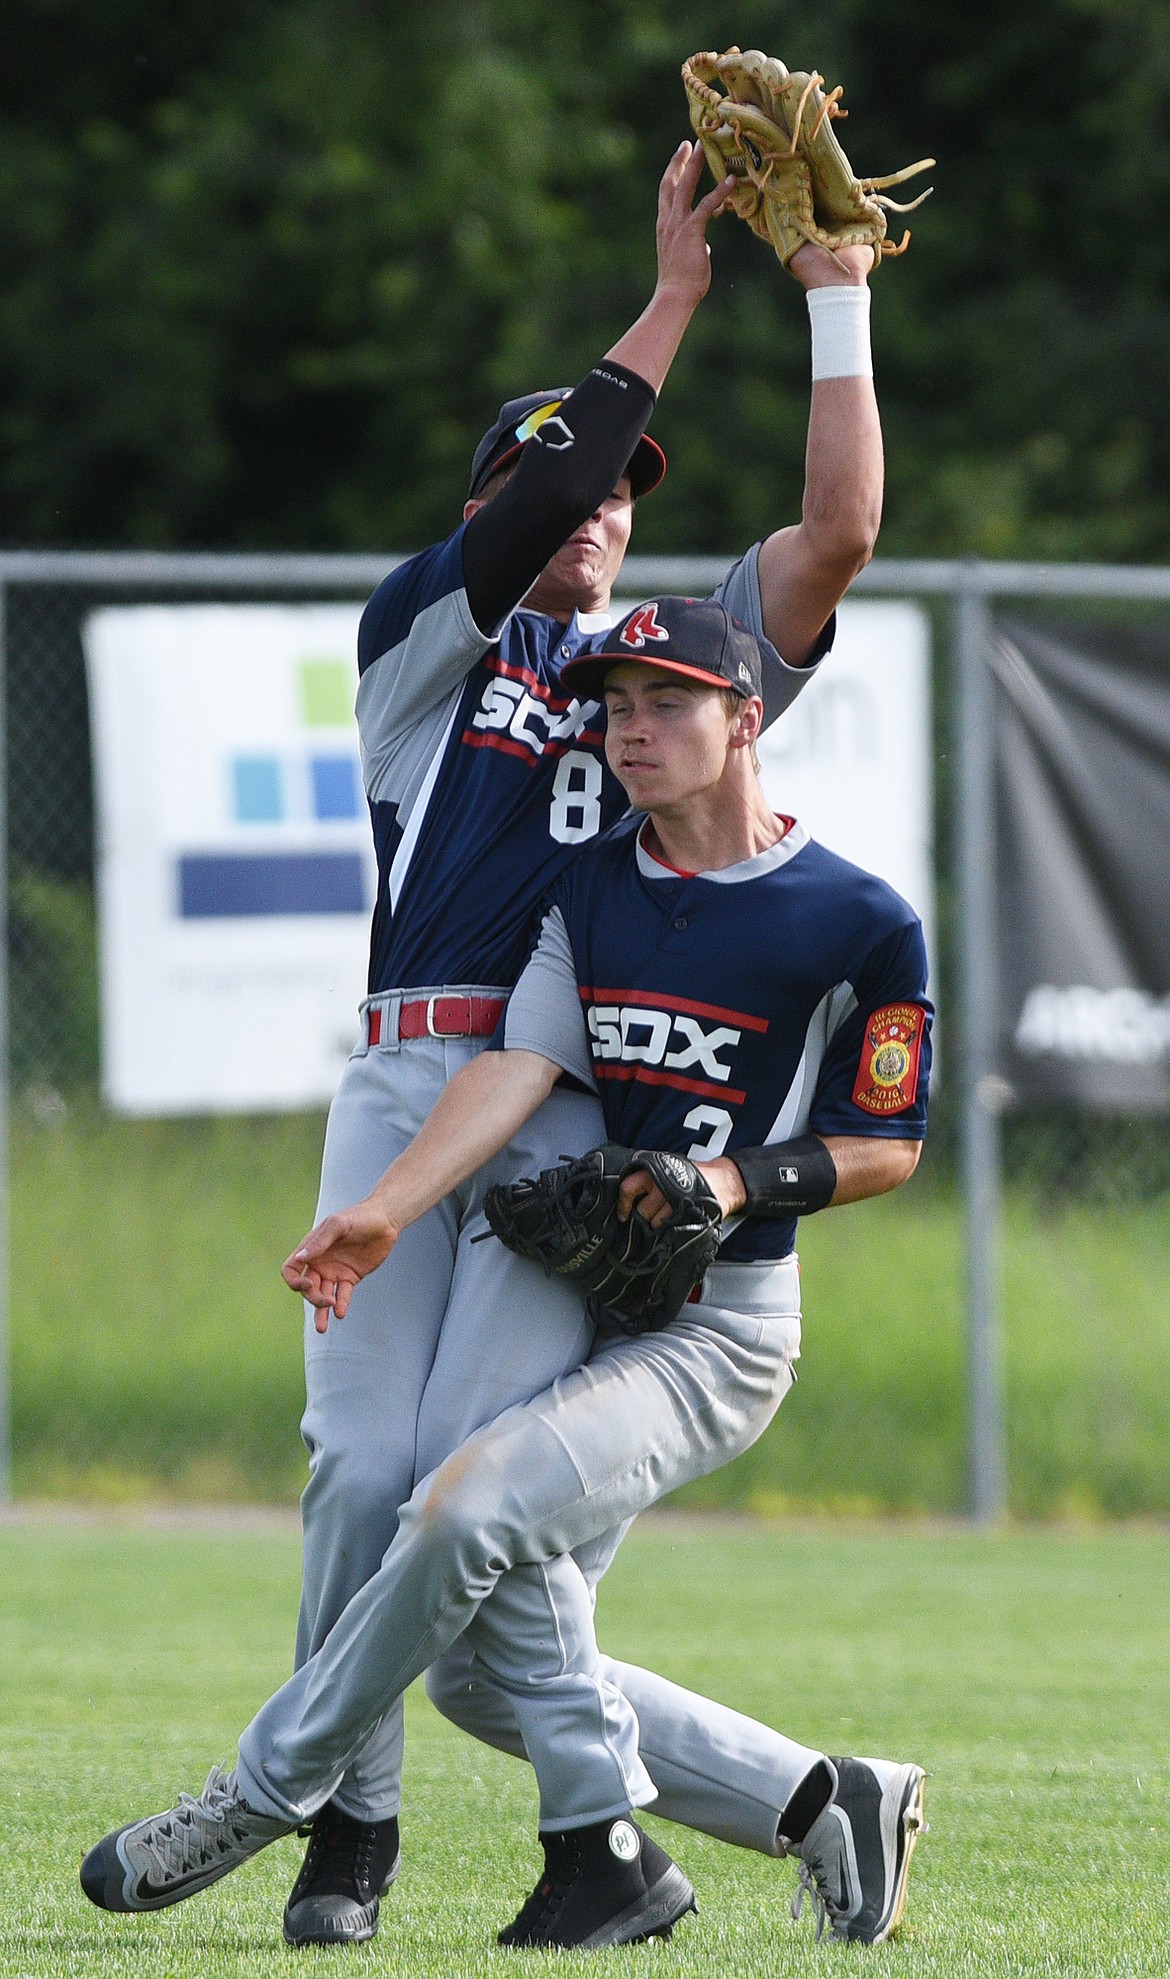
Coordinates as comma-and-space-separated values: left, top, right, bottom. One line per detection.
283, 1802, 401, 1947
79, 1765, 294, 1912
497, 1815, 696, 1950
784, 1755, 927, 1944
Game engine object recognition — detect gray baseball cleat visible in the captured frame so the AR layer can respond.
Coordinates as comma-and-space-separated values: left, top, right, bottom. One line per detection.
785, 1756, 927, 1944
498, 1816, 696, 1950
80, 1765, 294, 1912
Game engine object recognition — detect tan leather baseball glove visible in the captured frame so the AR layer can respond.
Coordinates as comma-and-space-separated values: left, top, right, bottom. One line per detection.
682, 47, 934, 267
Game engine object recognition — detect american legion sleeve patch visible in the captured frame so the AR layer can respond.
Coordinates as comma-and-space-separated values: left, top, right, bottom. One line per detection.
851, 1003, 926, 1116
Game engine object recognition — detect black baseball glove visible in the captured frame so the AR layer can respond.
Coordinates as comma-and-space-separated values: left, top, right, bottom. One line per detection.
483, 1142, 723, 1335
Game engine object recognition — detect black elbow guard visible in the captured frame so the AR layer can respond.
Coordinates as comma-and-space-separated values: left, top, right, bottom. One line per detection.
732, 1135, 838, 1217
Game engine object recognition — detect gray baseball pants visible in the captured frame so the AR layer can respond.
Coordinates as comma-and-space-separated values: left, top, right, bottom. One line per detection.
245, 1247, 822, 1841
295, 1002, 597, 1817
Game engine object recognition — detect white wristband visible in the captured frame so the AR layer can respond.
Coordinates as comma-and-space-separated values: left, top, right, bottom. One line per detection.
807, 285, 873, 381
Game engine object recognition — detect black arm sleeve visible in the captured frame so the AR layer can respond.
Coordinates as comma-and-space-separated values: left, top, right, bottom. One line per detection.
461, 362, 656, 634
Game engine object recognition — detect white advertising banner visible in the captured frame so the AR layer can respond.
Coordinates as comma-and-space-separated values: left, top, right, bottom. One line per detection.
753, 599, 935, 959
87, 594, 933, 1117
86, 604, 372, 1114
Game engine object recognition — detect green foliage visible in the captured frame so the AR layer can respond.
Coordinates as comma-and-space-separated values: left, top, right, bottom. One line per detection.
2, 1518, 1169, 1976
10, 1111, 1170, 1514
7, 866, 99, 1088
6, 2, 1170, 558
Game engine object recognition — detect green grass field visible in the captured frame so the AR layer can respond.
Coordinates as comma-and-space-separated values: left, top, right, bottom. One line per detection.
1, 1513, 1168, 1977
11, 1107, 1170, 1514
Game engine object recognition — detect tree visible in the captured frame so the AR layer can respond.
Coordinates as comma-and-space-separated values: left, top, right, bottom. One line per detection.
4, 0, 1170, 559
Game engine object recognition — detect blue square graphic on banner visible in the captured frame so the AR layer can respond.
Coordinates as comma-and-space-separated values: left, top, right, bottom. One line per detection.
179, 852, 367, 917
233, 755, 283, 822
311, 755, 361, 821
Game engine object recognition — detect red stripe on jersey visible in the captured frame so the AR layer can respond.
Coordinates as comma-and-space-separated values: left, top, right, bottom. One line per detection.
486, 651, 597, 714
593, 1063, 747, 1105
579, 986, 769, 1033
461, 729, 605, 761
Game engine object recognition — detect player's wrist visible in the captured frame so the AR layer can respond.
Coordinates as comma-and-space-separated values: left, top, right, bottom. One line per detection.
362, 1180, 404, 1242
650, 274, 708, 315
792, 241, 874, 290
696, 1157, 747, 1218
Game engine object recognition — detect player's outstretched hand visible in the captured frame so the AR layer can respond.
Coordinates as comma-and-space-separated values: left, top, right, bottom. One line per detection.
655, 140, 735, 307
282, 1202, 401, 1332
606, 141, 734, 393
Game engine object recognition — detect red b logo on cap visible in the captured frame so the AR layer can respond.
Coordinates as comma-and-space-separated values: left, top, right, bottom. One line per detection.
621, 604, 670, 649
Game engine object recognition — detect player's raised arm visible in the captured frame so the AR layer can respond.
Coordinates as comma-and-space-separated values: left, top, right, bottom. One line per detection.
606, 141, 734, 392
753, 239, 883, 668
460, 143, 731, 632
282, 1048, 560, 1329
678, 47, 936, 668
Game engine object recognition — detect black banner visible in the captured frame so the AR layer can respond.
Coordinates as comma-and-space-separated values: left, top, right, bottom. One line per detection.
993, 615, 1170, 1110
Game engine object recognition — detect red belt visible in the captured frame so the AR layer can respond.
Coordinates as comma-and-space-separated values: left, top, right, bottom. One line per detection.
367, 995, 506, 1045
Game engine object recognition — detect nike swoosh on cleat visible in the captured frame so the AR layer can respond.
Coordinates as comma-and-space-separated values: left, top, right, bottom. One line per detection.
130, 1868, 227, 1903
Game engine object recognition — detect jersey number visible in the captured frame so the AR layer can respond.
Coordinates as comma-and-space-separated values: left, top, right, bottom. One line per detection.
684, 1105, 734, 1162
549, 750, 603, 844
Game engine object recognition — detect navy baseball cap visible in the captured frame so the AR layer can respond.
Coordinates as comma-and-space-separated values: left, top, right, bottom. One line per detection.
467, 388, 667, 500
559, 596, 764, 701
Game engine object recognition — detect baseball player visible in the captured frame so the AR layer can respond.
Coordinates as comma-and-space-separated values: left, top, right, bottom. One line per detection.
82, 596, 930, 1949
81, 145, 885, 1948
267, 134, 880, 1947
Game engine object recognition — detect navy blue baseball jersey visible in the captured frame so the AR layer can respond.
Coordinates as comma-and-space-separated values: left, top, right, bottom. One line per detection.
355, 527, 822, 995
502, 814, 932, 1262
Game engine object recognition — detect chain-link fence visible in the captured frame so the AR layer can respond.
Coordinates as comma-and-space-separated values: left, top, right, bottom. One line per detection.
2, 551, 1168, 1516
